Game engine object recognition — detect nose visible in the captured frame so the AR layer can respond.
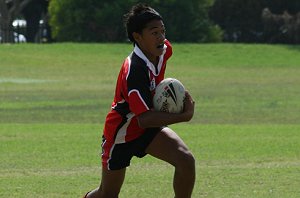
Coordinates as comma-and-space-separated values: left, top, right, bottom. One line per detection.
158, 32, 165, 41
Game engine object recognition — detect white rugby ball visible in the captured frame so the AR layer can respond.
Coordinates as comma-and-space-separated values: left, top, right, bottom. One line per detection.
153, 78, 186, 113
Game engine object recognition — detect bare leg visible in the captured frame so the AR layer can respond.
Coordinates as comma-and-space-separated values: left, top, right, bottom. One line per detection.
145, 127, 195, 198
86, 168, 126, 198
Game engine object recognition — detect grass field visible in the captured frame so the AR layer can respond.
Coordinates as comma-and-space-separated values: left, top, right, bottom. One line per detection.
0, 43, 300, 197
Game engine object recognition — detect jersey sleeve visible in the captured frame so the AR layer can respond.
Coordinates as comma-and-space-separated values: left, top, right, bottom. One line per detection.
127, 64, 152, 116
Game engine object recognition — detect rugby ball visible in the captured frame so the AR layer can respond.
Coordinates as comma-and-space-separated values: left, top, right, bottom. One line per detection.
153, 78, 186, 113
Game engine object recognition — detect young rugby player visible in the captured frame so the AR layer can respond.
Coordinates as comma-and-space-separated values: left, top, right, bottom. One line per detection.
84, 3, 196, 198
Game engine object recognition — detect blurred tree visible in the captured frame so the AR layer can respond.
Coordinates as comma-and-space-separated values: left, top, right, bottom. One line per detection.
0, 0, 49, 43
0, 0, 33, 43
22, 0, 49, 42
209, 0, 300, 43
152, 0, 222, 42
49, 0, 130, 42
210, 0, 264, 42
262, 8, 300, 44
263, 0, 300, 14
49, 0, 222, 42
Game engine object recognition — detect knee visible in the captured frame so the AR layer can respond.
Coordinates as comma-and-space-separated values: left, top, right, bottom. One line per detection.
184, 151, 196, 170
175, 149, 195, 171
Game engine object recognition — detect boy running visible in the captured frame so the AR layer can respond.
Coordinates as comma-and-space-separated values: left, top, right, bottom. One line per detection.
84, 3, 196, 198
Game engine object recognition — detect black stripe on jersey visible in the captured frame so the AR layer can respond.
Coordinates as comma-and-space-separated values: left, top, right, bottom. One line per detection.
113, 101, 130, 117
127, 53, 153, 109
112, 102, 131, 141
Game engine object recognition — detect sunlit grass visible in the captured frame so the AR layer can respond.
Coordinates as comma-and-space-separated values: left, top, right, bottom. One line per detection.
0, 43, 299, 197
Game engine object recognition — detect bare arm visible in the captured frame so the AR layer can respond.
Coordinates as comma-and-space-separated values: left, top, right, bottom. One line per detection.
137, 91, 195, 128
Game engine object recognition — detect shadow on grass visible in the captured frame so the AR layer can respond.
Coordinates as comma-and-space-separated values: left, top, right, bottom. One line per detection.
284, 44, 300, 51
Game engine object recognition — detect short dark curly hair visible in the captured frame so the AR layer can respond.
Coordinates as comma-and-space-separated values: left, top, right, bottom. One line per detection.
123, 4, 163, 43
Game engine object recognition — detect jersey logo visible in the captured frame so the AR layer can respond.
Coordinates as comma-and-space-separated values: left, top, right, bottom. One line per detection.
150, 78, 156, 91
163, 83, 177, 105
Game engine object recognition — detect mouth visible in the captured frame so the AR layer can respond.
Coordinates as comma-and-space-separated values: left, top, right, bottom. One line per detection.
157, 43, 165, 49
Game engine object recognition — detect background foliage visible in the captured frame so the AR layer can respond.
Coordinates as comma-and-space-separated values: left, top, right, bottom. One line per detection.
48, 0, 222, 42
1, 0, 300, 43
210, 0, 300, 43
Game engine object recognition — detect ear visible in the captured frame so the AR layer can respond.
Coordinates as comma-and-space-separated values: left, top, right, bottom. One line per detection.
132, 32, 142, 43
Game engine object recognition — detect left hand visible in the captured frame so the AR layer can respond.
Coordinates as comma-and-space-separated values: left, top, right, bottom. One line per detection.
182, 90, 195, 121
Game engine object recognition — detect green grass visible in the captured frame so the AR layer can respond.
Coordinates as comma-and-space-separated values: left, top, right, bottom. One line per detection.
0, 43, 300, 197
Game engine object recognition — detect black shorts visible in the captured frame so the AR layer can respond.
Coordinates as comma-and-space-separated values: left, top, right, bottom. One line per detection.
101, 127, 162, 170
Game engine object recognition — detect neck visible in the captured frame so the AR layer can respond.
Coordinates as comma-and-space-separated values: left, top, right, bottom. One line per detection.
142, 50, 158, 66
135, 44, 158, 66
150, 56, 159, 66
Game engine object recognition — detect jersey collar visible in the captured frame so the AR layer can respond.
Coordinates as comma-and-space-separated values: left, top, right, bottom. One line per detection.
133, 43, 167, 76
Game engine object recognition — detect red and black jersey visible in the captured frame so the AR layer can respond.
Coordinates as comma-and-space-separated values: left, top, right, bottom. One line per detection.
103, 39, 172, 144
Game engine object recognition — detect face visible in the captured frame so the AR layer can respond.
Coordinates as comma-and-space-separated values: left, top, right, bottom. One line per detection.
133, 20, 166, 64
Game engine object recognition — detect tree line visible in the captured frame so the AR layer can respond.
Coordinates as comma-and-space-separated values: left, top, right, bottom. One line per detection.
1, 0, 299, 44
48, 0, 221, 43
210, 0, 300, 44
0, 0, 49, 43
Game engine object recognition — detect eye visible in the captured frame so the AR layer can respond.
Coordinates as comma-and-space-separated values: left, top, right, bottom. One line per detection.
152, 31, 159, 36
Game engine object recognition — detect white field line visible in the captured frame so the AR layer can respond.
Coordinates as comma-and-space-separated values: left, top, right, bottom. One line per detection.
0, 78, 56, 84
